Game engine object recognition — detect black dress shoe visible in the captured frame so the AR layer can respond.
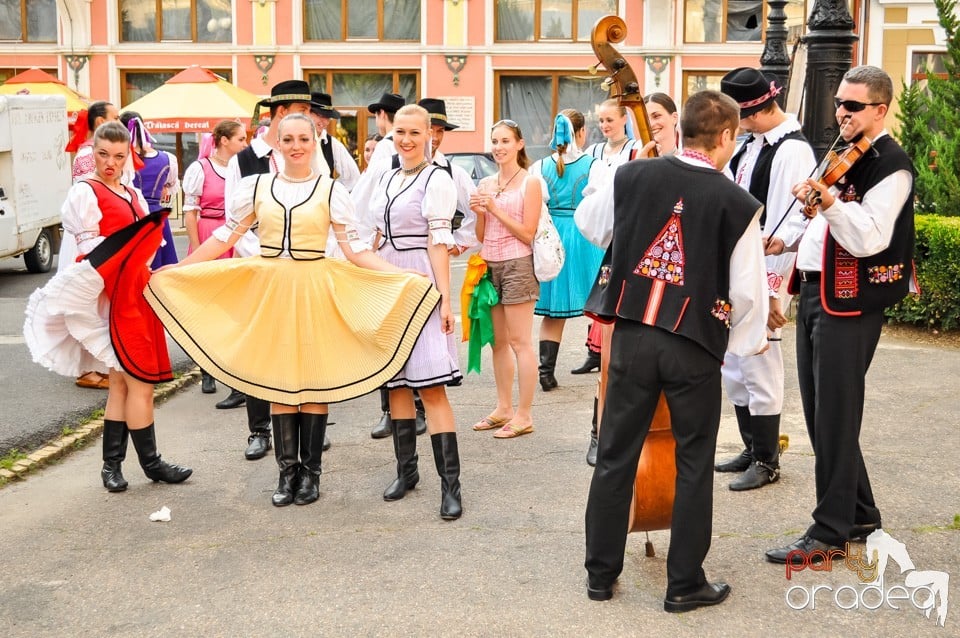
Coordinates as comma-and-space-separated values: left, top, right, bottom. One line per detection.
849, 522, 881, 542
586, 434, 598, 467
571, 351, 600, 374
729, 461, 779, 491
587, 582, 614, 601
244, 432, 271, 460
715, 449, 751, 473
371, 412, 392, 439
664, 581, 731, 613
415, 409, 427, 436
765, 535, 844, 565
216, 390, 246, 410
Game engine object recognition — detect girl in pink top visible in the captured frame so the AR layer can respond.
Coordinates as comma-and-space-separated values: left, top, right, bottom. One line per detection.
182, 120, 248, 256
469, 119, 544, 439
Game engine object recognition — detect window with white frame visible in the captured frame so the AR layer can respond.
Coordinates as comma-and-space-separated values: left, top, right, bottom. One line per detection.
0, 0, 57, 42
496, 0, 618, 42
304, 0, 421, 41
119, 0, 232, 43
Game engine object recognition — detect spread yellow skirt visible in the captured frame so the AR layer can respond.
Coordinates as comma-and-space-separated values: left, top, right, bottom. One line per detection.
145, 256, 439, 405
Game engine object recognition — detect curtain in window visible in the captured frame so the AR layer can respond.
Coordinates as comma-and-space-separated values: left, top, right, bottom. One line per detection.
727, 0, 761, 42
685, 0, 721, 43
162, 0, 192, 40
559, 76, 606, 149
27, 0, 57, 41
349, 0, 377, 38
497, 0, 534, 41
332, 74, 394, 106
305, 0, 341, 40
124, 72, 174, 104
500, 76, 552, 161
0, 0, 21, 40
197, 0, 232, 43
384, 0, 419, 40
120, 0, 157, 42
541, 0, 571, 39
577, 0, 617, 40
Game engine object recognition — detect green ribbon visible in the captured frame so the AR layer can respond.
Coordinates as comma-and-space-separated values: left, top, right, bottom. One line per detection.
467, 271, 499, 373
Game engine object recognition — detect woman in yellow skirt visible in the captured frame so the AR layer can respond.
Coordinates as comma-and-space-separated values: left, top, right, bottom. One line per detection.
146, 114, 439, 507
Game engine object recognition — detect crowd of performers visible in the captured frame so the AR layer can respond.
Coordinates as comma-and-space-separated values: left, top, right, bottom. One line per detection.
24, 65, 915, 613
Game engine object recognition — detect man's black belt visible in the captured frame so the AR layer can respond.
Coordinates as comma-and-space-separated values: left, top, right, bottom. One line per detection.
799, 270, 821, 283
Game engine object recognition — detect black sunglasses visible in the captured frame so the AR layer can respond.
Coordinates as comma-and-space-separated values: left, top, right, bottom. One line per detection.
833, 98, 883, 112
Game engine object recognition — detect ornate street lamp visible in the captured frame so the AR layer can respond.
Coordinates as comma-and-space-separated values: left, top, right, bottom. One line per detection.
760, 0, 790, 108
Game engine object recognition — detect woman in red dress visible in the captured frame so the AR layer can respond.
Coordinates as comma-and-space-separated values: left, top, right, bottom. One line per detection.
25, 122, 192, 492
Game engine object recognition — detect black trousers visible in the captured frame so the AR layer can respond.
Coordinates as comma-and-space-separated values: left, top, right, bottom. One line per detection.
247, 396, 271, 434
795, 281, 883, 546
585, 321, 721, 597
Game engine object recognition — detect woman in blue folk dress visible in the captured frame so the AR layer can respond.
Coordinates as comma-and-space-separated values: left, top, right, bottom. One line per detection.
529, 110, 605, 391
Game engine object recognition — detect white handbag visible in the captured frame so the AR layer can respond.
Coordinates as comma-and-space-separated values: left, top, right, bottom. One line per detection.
532, 203, 565, 282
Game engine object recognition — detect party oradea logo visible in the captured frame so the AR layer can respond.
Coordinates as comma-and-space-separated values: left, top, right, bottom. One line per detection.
783, 529, 949, 627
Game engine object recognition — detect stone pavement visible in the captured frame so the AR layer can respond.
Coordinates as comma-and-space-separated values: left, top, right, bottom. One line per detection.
0, 319, 957, 637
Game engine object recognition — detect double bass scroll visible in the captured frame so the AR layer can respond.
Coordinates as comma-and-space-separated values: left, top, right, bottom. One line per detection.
589, 15, 676, 543
590, 16, 658, 159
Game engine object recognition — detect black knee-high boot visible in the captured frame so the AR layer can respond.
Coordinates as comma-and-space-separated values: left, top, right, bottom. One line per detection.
200, 370, 216, 394
383, 418, 419, 501
294, 413, 328, 506
129, 424, 192, 484
538, 340, 560, 391
586, 397, 599, 467
101, 419, 129, 492
431, 432, 462, 520
715, 405, 753, 472
271, 413, 300, 507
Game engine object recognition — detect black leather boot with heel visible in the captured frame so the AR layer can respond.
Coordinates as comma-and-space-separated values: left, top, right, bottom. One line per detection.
129, 424, 192, 484
370, 387, 393, 439
538, 340, 560, 391
383, 418, 419, 501
294, 412, 328, 505
586, 397, 599, 467
271, 413, 300, 507
715, 405, 753, 472
101, 419, 129, 492
431, 432, 462, 520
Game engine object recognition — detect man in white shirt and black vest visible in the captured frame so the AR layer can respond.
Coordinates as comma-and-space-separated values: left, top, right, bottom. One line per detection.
764, 65, 915, 564
309, 92, 360, 192
717, 68, 816, 491
581, 91, 769, 612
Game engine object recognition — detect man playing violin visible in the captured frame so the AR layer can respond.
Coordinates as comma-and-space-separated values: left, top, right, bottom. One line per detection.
718, 68, 816, 491
765, 65, 916, 564
581, 91, 769, 612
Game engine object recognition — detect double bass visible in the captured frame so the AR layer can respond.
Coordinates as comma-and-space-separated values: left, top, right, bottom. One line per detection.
590, 16, 675, 555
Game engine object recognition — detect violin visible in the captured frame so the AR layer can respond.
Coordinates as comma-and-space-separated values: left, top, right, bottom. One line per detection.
590, 16, 658, 159
802, 134, 872, 218
590, 16, 673, 556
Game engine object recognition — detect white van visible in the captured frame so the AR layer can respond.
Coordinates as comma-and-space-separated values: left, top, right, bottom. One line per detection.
0, 94, 70, 273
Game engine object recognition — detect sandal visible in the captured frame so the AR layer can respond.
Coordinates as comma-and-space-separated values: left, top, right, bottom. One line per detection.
492, 422, 534, 439
472, 415, 510, 431
75, 372, 109, 390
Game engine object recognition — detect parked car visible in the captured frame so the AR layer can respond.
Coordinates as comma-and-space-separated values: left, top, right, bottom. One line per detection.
447, 152, 497, 186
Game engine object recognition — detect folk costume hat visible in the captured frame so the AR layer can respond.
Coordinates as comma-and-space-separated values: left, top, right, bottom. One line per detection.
367, 92, 405, 115
418, 98, 459, 130
720, 67, 783, 118
310, 92, 341, 120
253, 79, 314, 124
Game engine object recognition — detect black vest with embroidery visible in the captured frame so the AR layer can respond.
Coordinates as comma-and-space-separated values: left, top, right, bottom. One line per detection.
584, 156, 761, 361
729, 129, 808, 227
791, 135, 914, 315
236, 146, 272, 178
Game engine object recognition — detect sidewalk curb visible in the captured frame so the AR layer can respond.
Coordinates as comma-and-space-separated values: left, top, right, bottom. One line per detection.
0, 368, 201, 487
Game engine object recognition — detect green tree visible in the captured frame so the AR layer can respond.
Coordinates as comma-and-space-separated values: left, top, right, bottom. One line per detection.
896, 0, 960, 215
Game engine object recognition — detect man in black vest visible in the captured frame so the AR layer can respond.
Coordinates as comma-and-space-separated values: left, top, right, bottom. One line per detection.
309, 92, 360, 191
581, 91, 769, 612
717, 68, 816, 491
765, 66, 915, 563
218, 80, 331, 459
